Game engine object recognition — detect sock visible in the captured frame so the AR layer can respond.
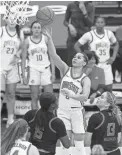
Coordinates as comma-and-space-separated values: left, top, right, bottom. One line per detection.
7, 114, 14, 124
74, 140, 86, 155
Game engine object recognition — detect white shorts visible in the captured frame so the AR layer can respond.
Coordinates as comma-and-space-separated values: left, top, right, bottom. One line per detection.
98, 63, 113, 85
0, 65, 20, 91
28, 66, 52, 86
57, 108, 85, 134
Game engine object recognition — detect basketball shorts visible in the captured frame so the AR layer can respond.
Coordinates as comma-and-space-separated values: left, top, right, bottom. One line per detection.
57, 108, 85, 134
0, 65, 20, 91
97, 63, 113, 85
28, 66, 52, 86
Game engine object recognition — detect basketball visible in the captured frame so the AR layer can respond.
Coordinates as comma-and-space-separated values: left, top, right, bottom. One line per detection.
36, 7, 55, 26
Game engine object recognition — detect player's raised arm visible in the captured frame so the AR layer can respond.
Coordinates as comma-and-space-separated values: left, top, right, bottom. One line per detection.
45, 32, 69, 76
21, 38, 29, 85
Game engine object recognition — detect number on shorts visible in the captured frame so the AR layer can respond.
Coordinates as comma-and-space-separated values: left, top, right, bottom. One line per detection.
12, 150, 19, 155
107, 123, 115, 136
36, 55, 42, 61
6, 47, 14, 54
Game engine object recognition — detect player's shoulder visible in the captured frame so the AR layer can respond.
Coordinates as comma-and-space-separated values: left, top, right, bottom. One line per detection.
106, 29, 114, 37
24, 109, 37, 121
51, 117, 65, 128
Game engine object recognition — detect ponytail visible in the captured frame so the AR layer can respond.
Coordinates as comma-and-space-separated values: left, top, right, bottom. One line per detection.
107, 92, 122, 126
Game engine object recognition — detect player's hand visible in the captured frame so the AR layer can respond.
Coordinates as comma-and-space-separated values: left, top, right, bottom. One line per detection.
61, 88, 73, 98
106, 57, 115, 65
90, 93, 97, 104
23, 77, 28, 85
79, 2, 87, 15
68, 24, 77, 37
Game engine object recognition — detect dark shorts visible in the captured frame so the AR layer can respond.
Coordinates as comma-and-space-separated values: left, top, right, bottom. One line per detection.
107, 148, 121, 155
39, 152, 54, 155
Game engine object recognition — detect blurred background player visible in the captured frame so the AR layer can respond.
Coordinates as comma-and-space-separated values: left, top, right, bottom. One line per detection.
85, 92, 122, 155
0, 14, 22, 128
45, 31, 91, 155
74, 16, 119, 92
21, 21, 55, 109
1, 119, 40, 155
64, 1, 95, 66
24, 92, 70, 155
84, 51, 105, 104
112, 25, 122, 83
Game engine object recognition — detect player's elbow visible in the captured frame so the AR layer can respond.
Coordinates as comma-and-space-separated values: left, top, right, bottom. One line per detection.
74, 42, 82, 53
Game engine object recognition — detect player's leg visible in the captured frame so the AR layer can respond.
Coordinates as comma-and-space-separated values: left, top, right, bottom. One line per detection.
6, 66, 20, 127
41, 67, 53, 93
0, 71, 6, 111
71, 108, 86, 155
6, 83, 17, 127
29, 68, 40, 110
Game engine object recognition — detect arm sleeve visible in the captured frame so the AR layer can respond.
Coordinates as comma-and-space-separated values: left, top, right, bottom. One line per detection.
52, 118, 67, 138
78, 32, 92, 45
108, 30, 117, 45
87, 113, 101, 133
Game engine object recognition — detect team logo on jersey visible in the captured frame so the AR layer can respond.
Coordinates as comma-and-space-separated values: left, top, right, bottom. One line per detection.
4, 40, 18, 49
31, 47, 46, 56
61, 81, 79, 94
96, 42, 109, 50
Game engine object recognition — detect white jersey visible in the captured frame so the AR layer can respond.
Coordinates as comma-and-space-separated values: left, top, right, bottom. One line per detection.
78, 29, 117, 63
0, 26, 20, 71
27, 35, 50, 72
9, 139, 31, 155
59, 68, 87, 110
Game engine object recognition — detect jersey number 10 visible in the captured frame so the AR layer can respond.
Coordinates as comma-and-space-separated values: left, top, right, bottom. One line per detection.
36, 55, 42, 61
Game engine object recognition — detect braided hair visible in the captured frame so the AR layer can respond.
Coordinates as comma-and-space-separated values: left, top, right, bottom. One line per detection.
1, 119, 29, 155
106, 92, 122, 126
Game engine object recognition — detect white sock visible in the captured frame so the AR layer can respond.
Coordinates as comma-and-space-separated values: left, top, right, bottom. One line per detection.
7, 114, 14, 124
74, 140, 86, 155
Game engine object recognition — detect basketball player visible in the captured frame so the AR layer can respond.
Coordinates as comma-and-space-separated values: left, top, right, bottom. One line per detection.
44, 31, 91, 155
0, 14, 22, 127
24, 92, 70, 155
21, 21, 55, 109
1, 119, 39, 155
85, 92, 122, 155
74, 16, 119, 92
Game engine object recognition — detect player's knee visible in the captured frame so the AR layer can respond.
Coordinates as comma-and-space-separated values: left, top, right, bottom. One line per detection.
6, 92, 15, 100
31, 93, 39, 101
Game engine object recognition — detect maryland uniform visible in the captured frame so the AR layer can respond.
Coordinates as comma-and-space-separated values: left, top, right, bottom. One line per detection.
0, 26, 20, 91
57, 68, 87, 133
9, 139, 31, 155
27, 35, 52, 86
78, 29, 117, 85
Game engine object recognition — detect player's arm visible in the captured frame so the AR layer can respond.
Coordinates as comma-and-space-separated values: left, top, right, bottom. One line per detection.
52, 118, 70, 148
108, 30, 119, 63
74, 32, 91, 53
29, 144, 40, 155
47, 34, 68, 76
0, 27, 3, 37
118, 132, 122, 144
63, 4, 71, 27
21, 38, 29, 79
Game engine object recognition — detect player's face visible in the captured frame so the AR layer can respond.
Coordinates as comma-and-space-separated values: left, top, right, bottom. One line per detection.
96, 92, 108, 108
72, 53, 86, 67
88, 56, 96, 66
6, 14, 17, 28
31, 23, 42, 36
95, 18, 105, 31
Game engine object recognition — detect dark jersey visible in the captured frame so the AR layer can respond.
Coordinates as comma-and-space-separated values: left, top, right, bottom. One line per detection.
24, 110, 67, 154
87, 110, 121, 151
